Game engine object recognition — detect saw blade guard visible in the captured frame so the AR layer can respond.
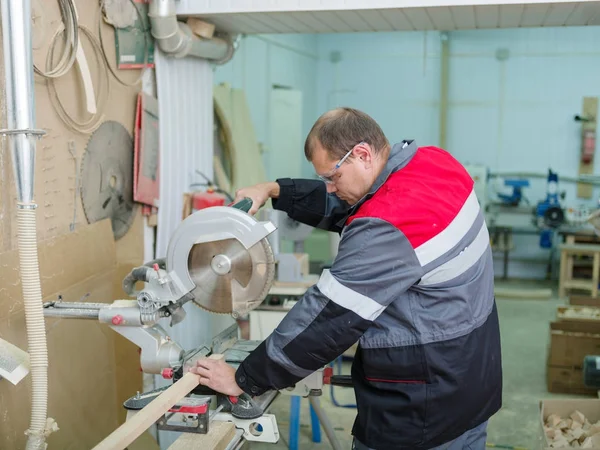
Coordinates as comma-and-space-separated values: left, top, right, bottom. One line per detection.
165, 206, 277, 317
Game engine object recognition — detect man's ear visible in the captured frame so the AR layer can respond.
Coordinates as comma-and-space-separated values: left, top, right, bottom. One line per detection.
353, 143, 372, 164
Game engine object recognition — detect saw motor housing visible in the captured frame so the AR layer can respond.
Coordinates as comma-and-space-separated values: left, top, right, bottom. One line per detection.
44, 204, 277, 374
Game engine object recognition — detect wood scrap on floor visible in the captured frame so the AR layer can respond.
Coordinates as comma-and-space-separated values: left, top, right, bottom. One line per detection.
558, 306, 600, 321
544, 409, 600, 448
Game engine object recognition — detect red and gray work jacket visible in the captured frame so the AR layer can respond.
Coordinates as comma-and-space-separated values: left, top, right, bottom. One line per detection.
235, 140, 503, 449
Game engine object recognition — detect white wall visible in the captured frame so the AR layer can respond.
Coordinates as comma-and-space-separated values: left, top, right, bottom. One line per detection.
316, 26, 600, 278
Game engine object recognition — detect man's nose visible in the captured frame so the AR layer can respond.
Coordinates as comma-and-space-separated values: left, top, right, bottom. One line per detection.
326, 183, 337, 193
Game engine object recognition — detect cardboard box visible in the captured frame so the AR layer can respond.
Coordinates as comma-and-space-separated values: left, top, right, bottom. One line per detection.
540, 399, 600, 449
547, 311, 600, 395
572, 296, 600, 308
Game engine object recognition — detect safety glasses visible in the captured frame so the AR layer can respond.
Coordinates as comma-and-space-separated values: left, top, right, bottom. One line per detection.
317, 141, 365, 184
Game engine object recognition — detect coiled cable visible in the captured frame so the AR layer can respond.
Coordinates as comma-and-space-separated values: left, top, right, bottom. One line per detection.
33, 0, 78, 78
46, 24, 110, 134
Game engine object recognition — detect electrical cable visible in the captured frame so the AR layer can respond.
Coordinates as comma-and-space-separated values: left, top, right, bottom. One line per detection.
46, 25, 110, 135
33, 0, 79, 78
98, 0, 149, 87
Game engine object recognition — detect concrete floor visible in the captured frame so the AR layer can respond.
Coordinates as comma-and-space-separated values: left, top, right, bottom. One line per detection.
248, 279, 589, 450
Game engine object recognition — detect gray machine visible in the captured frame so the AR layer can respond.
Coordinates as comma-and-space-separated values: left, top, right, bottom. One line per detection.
42, 201, 338, 445
261, 209, 314, 283
43, 201, 283, 442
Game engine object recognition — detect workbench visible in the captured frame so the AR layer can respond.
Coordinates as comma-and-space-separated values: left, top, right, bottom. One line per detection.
557, 228, 600, 298
488, 225, 555, 279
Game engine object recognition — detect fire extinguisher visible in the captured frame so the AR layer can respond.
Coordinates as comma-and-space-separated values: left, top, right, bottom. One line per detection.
575, 114, 596, 164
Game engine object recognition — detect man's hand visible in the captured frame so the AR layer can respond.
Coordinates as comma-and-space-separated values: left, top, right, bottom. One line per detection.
188, 357, 244, 397
233, 182, 280, 215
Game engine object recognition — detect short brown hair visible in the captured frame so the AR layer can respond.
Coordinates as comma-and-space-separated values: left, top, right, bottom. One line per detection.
304, 107, 390, 160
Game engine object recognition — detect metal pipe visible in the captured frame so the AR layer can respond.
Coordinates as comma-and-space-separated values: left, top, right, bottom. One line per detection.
52, 302, 105, 310
43, 309, 101, 320
308, 397, 343, 450
147, 0, 234, 64
1, 0, 37, 204
490, 171, 600, 186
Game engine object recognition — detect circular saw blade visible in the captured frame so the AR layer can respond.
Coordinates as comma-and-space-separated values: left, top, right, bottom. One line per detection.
80, 120, 137, 240
187, 236, 275, 315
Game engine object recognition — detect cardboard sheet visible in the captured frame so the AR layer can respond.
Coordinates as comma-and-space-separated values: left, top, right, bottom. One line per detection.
213, 83, 267, 193
0, 1, 149, 446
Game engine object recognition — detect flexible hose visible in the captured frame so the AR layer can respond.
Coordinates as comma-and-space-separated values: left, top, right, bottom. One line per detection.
19, 206, 57, 449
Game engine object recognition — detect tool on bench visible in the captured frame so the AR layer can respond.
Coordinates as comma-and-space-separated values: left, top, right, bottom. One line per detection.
44, 198, 341, 446
43, 198, 280, 442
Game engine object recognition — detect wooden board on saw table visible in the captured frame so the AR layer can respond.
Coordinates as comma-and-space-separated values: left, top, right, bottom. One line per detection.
167, 421, 236, 450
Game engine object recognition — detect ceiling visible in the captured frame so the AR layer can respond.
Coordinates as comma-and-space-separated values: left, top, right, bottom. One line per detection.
181, 1, 600, 33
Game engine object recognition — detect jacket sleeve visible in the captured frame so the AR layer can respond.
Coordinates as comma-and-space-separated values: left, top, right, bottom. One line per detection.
235, 217, 424, 396
271, 178, 350, 233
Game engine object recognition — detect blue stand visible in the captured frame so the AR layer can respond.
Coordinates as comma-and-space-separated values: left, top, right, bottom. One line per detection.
310, 402, 321, 443
289, 396, 301, 450
289, 396, 322, 450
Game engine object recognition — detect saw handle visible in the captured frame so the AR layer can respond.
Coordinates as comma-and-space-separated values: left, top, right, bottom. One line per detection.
229, 197, 253, 213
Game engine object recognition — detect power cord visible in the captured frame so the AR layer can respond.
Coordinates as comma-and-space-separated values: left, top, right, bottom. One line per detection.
191, 170, 234, 202
33, 0, 79, 78
46, 25, 110, 134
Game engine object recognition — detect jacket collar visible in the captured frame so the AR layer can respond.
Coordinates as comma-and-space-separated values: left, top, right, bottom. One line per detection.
335, 140, 418, 228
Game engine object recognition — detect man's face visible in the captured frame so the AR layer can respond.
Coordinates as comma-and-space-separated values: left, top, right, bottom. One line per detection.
311, 141, 373, 205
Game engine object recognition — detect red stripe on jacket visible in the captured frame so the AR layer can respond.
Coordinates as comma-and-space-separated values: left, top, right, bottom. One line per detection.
347, 146, 474, 249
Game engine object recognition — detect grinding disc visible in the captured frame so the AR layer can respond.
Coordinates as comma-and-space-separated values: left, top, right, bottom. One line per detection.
187, 236, 275, 316
81, 120, 137, 240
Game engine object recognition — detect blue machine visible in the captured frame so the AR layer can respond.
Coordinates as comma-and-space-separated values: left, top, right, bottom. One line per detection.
497, 179, 530, 206
535, 170, 565, 248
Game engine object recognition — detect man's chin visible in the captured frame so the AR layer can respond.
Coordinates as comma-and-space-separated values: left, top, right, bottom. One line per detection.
337, 195, 355, 205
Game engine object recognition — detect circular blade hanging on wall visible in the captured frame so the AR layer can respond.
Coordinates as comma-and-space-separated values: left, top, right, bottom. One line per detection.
80, 120, 137, 240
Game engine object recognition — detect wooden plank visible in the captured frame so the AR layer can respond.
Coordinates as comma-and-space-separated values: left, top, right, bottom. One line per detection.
92, 371, 202, 450
186, 18, 216, 38
559, 243, 600, 254
94, 354, 226, 450
494, 287, 552, 299
167, 421, 236, 450
578, 97, 598, 199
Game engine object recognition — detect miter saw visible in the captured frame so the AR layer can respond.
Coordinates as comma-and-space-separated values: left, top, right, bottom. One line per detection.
42, 199, 284, 442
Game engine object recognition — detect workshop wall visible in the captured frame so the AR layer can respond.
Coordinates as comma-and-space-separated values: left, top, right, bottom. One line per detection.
316, 26, 600, 279
213, 34, 319, 180
0, 0, 146, 448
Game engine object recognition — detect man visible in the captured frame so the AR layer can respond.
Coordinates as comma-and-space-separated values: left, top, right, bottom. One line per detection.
191, 107, 503, 449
